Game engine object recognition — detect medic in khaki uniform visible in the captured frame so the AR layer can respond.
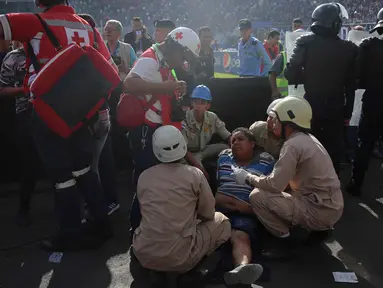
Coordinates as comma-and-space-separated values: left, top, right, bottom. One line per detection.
249, 99, 284, 159
233, 97, 344, 257
182, 85, 231, 177
133, 125, 231, 273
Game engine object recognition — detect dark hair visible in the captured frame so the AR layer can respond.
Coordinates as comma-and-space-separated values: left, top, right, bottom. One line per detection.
232, 127, 255, 142
293, 18, 303, 24
78, 14, 96, 28
133, 17, 141, 22
268, 30, 280, 39
198, 26, 211, 37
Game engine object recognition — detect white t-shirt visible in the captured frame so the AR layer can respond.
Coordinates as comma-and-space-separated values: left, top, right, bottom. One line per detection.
129, 54, 164, 124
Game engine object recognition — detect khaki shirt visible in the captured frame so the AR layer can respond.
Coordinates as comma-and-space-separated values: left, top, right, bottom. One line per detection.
248, 132, 343, 215
133, 163, 215, 272
249, 121, 283, 159
182, 110, 231, 152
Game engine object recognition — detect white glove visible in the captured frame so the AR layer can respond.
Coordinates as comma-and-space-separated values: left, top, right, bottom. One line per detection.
231, 166, 250, 185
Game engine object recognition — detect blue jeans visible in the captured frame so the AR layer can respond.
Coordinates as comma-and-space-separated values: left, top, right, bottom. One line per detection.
129, 124, 160, 232
31, 111, 109, 238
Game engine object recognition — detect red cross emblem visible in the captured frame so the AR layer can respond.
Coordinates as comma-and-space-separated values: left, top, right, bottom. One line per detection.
175, 32, 183, 40
71, 32, 85, 46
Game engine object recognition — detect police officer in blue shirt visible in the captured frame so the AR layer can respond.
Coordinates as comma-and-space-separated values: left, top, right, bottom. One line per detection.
238, 19, 272, 77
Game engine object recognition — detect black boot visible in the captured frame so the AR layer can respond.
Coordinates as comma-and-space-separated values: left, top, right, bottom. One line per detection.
346, 178, 362, 197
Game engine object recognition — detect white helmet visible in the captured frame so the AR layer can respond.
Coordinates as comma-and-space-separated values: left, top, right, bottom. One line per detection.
266, 98, 283, 117
167, 27, 201, 57
272, 96, 312, 130
152, 125, 187, 163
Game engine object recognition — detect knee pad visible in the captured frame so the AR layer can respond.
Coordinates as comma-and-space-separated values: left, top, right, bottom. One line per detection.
55, 179, 76, 189
72, 166, 91, 178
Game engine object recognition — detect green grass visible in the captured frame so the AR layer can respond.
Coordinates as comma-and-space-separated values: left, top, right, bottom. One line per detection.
214, 72, 239, 78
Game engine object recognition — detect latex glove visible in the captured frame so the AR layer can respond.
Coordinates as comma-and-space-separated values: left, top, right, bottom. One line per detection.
231, 165, 250, 185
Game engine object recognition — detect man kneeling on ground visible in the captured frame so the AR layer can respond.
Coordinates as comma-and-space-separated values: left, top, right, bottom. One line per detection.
132, 125, 231, 273
216, 128, 275, 286
233, 97, 344, 258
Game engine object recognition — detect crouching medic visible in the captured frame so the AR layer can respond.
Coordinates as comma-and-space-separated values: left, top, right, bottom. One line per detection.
232, 96, 344, 258
132, 125, 231, 273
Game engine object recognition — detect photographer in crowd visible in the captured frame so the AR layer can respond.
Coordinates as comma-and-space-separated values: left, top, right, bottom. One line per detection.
124, 17, 153, 57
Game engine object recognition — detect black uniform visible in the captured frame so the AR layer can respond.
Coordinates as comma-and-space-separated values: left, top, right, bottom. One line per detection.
284, 3, 358, 174
348, 8, 383, 196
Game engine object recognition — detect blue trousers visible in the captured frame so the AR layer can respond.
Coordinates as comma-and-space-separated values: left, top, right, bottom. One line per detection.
129, 124, 160, 232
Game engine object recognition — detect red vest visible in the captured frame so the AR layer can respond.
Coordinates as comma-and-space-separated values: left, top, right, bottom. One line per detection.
139, 48, 182, 130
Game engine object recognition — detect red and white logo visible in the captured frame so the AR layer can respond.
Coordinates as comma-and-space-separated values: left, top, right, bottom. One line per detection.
65, 28, 90, 47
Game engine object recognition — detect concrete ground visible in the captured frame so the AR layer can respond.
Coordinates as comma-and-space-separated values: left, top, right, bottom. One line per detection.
1, 160, 383, 288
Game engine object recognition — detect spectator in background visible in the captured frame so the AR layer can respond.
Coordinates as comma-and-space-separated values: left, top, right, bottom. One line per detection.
293, 18, 305, 32
124, 17, 153, 57
238, 19, 272, 77
264, 30, 280, 60
195, 26, 214, 80
104, 19, 136, 80
153, 19, 176, 43
0, 41, 41, 227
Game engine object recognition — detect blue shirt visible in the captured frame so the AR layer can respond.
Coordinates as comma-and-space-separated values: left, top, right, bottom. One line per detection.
217, 149, 275, 203
238, 36, 272, 77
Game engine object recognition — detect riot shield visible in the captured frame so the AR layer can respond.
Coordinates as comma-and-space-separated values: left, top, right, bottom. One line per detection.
285, 31, 309, 98
346, 30, 382, 126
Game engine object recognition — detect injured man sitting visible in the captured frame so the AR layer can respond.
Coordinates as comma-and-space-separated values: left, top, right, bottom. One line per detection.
215, 127, 275, 286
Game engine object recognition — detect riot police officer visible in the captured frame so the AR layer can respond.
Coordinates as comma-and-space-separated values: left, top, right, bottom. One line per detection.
347, 8, 383, 197
284, 2, 359, 174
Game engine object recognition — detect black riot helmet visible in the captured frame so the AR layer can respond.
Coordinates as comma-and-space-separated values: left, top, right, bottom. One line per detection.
35, 0, 68, 8
370, 8, 383, 34
311, 2, 349, 35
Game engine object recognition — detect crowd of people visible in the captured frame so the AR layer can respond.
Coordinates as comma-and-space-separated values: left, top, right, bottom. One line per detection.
0, 0, 381, 34
70, 0, 380, 30
1, 0, 383, 287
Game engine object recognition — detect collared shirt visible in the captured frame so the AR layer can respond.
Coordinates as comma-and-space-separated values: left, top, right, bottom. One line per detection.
181, 109, 231, 152
133, 163, 215, 272
217, 149, 275, 203
195, 47, 214, 79
249, 121, 283, 159
238, 36, 272, 76
0, 5, 112, 91
0, 48, 28, 114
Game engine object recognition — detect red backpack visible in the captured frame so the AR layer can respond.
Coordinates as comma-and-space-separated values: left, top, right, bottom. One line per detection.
28, 14, 121, 138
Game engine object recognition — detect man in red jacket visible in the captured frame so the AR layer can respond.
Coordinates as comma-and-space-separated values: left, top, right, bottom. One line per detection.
0, 0, 117, 251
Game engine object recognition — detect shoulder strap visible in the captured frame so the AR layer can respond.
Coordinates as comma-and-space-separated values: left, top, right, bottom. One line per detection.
92, 26, 99, 50
27, 42, 41, 73
35, 14, 62, 51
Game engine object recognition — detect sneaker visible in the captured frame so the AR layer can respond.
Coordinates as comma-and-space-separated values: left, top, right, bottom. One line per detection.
224, 264, 264, 286
108, 203, 120, 215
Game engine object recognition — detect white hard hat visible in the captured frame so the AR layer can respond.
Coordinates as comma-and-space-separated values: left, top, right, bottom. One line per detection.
266, 98, 283, 117
167, 27, 201, 57
152, 125, 187, 163
272, 96, 312, 130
